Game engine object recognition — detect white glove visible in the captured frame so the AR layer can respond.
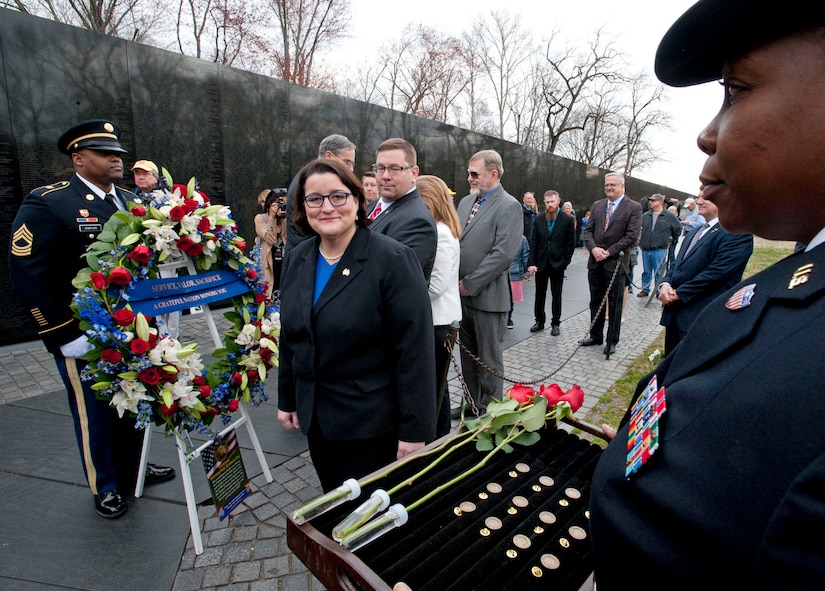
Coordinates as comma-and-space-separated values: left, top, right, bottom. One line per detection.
60, 335, 93, 358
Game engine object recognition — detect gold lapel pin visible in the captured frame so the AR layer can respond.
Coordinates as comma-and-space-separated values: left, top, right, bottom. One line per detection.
789, 264, 813, 289
85, 193, 95, 201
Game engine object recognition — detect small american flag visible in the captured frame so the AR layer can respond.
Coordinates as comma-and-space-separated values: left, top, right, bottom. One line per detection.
725, 284, 756, 311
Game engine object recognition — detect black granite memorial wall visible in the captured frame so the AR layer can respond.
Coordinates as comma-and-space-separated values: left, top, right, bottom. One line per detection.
0, 8, 690, 346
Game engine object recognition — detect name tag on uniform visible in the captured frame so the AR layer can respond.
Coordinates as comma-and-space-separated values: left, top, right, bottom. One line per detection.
79, 223, 103, 233
626, 376, 667, 477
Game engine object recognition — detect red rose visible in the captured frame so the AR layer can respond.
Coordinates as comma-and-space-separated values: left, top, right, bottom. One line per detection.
138, 367, 161, 385
90, 272, 108, 290
127, 244, 152, 264
235, 239, 247, 252
259, 348, 273, 363
206, 406, 220, 416
245, 269, 257, 280
161, 402, 179, 417
197, 190, 210, 203
169, 206, 187, 221
193, 375, 206, 386
254, 291, 266, 303
101, 349, 122, 364
246, 369, 258, 381
176, 236, 193, 251
159, 367, 177, 381
227, 399, 239, 412
198, 385, 211, 398
130, 339, 150, 354
231, 373, 243, 386
197, 218, 211, 232
112, 308, 135, 326
183, 199, 199, 213
183, 241, 203, 256
558, 385, 585, 413
172, 183, 188, 197
108, 267, 132, 286
130, 205, 146, 217
505, 383, 535, 404
148, 333, 158, 348
538, 383, 565, 405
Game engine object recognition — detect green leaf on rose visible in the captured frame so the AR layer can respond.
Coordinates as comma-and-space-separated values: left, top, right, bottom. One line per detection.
97, 229, 117, 242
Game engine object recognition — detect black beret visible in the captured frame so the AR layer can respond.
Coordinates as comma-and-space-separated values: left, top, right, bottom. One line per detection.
57, 119, 127, 155
655, 0, 825, 87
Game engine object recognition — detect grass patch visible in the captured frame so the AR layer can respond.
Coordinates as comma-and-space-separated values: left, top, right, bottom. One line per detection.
577, 243, 792, 447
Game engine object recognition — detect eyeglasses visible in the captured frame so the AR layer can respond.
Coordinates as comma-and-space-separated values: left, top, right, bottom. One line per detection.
303, 191, 352, 208
371, 164, 413, 176
467, 170, 482, 179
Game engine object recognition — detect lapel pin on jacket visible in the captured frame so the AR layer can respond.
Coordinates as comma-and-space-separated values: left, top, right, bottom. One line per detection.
342, 268, 350, 277
725, 284, 756, 310
788, 264, 813, 289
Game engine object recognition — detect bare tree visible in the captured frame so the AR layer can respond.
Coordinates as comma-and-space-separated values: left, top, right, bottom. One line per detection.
464, 11, 535, 139
620, 73, 670, 176
454, 38, 496, 135
6, 0, 161, 41
539, 29, 624, 155
267, 0, 350, 87
374, 24, 468, 121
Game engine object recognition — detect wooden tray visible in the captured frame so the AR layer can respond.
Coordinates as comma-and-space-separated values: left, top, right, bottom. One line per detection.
287, 424, 603, 591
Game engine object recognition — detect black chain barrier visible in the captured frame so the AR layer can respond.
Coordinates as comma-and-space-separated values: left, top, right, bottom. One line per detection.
449, 253, 627, 419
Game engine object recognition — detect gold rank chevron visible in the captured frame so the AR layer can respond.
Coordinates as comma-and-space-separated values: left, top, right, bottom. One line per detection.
11, 224, 33, 256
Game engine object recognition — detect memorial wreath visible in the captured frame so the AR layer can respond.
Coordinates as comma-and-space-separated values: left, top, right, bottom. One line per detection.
70, 171, 279, 437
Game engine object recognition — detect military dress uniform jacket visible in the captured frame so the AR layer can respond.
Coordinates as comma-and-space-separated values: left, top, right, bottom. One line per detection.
583, 197, 642, 274
590, 244, 825, 589
9, 175, 138, 353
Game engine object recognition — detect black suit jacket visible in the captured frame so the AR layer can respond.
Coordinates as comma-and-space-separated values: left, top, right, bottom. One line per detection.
367, 188, 437, 282
591, 244, 825, 589
527, 213, 575, 273
9, 174, 139, 352
583, 196, 642, 273
660, 222, 753, 332
277, 227, 436, 442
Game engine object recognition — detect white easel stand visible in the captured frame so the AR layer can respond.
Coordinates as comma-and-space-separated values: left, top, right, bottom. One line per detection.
134, 256, 274, 554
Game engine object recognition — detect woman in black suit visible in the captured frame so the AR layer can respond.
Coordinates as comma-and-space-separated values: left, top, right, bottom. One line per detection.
277, 159, 436, 492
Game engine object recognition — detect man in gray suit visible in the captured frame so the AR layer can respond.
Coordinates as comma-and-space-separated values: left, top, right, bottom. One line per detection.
367, 138, 437, 281
454, 149, 523, 418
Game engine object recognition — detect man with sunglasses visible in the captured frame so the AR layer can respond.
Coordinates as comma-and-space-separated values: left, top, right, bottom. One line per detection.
367, 138, 437, 281
453, 149, 522, 418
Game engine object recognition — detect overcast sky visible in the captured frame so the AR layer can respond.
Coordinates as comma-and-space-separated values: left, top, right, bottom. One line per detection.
330, 0, 718, 195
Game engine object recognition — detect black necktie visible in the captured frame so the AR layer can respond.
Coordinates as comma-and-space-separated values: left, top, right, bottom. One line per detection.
105, 193, 123, 212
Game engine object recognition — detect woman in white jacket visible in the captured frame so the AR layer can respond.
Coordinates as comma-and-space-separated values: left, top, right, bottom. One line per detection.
416, 175, 462, 438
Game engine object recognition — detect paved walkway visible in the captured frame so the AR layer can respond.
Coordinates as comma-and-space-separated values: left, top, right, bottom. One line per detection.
0, 248, 665, 591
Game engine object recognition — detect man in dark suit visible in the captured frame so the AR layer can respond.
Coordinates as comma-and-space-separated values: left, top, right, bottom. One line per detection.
526, 190, 576, 335
658, 187, 753, 355
8, 120, 174, 519
454, 149, 523, 417
581, 172, 642, 355
591, 1, 825, 587
367, 138, 437, 281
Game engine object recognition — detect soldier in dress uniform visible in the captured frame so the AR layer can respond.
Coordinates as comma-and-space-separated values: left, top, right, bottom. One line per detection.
590, 1, 825, 588
8, 119, 175, 519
